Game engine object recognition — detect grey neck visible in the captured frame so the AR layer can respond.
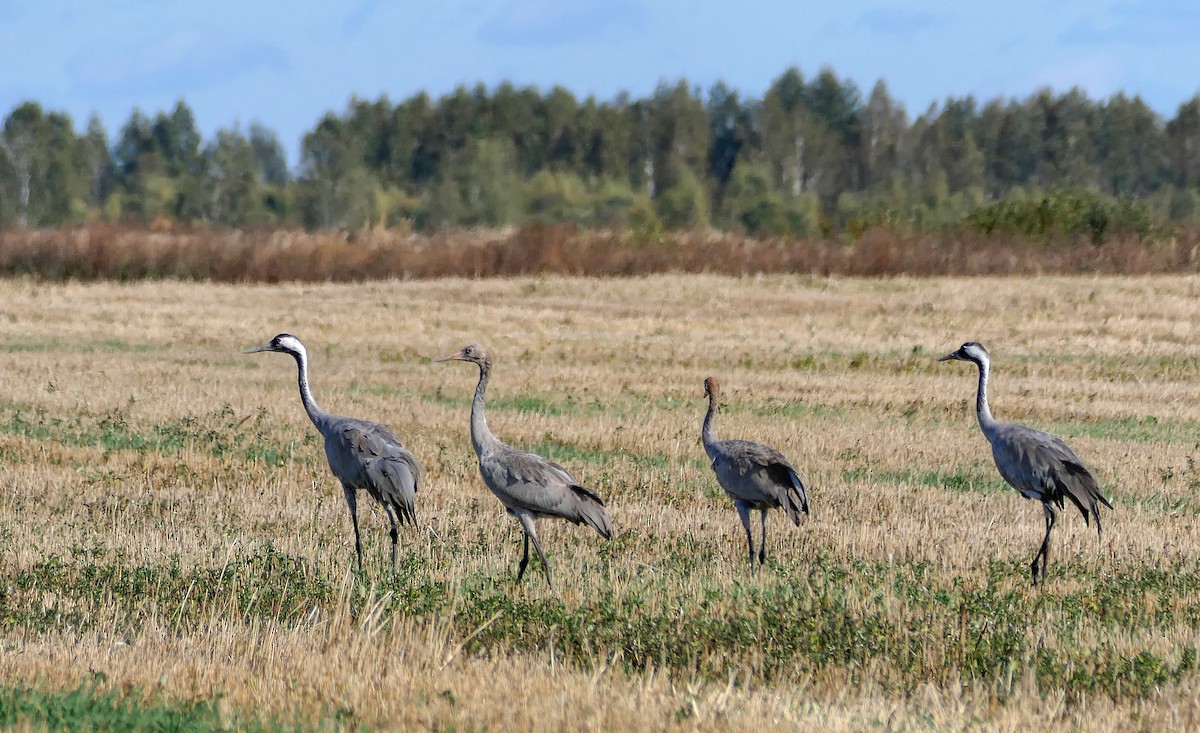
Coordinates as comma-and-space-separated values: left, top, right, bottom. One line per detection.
973, 356, 996, 429
469, 361, 500, 457
291, 348, 327, 429
702, 393, 719, 457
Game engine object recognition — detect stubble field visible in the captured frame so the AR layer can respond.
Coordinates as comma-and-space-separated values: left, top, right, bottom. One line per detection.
1, 274, 1200, 731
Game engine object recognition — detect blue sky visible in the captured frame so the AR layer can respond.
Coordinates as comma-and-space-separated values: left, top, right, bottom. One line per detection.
2, 0, 1199, 167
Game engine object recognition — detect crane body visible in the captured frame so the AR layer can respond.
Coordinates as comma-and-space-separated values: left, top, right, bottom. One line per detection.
702, 377, 809, 567
437, 344, 611, 589
939, 342, 1112, 584
246, 333, 421, 571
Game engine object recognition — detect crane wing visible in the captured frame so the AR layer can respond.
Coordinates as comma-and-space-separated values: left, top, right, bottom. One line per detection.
990, 423, 1112, 533
713, 439, 809, 518
480, 447, 583, 515
328, 416, 423, 504
363, 454, 420, 524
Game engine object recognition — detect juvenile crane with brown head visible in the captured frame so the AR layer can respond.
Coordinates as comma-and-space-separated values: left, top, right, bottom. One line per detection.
702, 376, 810, 568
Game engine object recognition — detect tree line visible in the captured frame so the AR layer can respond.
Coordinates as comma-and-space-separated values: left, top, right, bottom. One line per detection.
3, 66, 1200, 236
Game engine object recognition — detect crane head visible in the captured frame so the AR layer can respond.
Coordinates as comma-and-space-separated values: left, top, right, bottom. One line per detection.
435, 343, 491, 369
938, 341, 989, 365
703, 376, 723, 413
245, 333, 305, 357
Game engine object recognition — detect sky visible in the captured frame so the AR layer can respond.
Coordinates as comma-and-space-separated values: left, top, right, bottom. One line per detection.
2, 0, 1199, 167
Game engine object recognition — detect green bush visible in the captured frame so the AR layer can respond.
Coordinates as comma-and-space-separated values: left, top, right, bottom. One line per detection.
966, 189, 1160, 243
655, 169, 709, 229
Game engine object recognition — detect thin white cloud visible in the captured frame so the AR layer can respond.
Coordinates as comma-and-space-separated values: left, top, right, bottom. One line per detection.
1060, 0, 1200, 44
478, 0, 646, 46
856, 8, 941, 39
1027, 54, 1123, 100
341, 0, 384, 39
66, 31, 290, 98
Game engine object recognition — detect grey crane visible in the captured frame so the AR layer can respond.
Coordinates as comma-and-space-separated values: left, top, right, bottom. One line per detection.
939, 341, 1112, 584
436, 344, 612, 589
246, 333, 421, 571
702, 376, 810, 567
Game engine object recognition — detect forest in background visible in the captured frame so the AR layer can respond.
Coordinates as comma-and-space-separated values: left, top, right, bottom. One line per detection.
2, 65, 1200, 243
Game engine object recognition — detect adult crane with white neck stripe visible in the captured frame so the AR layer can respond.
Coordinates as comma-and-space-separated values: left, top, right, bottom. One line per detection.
939, 341, 1112, 584
246, 333, 422, 571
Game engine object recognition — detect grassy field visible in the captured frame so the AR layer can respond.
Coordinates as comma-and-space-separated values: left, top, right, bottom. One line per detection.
1, 274, 1199, 730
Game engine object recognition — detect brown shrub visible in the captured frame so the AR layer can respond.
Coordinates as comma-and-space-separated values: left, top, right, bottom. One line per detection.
3, 222, 1200, 281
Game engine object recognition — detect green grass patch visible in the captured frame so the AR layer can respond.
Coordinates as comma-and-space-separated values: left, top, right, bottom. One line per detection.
1, 544, 340, 635
1051, 414, 1200, 444
1005, 351, 1200, 382
843, 464, 1008, 495
740, 399, 844, 420
0, 338, 164, 354
522, 435, 673, 470
0, 403, 303, 466
730, 345, 940, 376
420, 390, 583, 416
921, 409, 1198, 446
434, 556, 1200, 700
6, 546, 1200, 702
422, 387, 844, 424
0, 678, 304, 732
1105, 489, 1200, 517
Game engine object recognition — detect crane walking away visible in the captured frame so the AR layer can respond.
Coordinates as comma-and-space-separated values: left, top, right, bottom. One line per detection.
939, 342, 1112, 584
436, 344, 612, 589
246, 333, 421, 572
702, 377, 809, 568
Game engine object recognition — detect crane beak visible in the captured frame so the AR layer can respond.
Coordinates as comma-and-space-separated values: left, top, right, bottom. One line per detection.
937, 350, 961, 362
243, 343, 274, 354
434, 351, 464, 363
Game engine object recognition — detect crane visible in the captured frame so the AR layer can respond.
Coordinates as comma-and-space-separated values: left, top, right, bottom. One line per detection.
246, 333, 421, 571
939, 341, 1112, 584
702, 377, 809, 567
436, 343, 612, 589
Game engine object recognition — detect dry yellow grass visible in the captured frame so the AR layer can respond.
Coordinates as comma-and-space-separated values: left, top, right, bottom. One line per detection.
1, 274, 1200, 730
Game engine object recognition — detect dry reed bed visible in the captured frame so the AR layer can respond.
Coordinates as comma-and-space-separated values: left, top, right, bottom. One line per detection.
0, 275, 1199, 730
7, 222, 1200, 281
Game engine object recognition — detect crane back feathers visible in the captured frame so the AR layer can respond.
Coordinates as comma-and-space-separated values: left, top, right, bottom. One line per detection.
479, 446, 613, 539
329, 417, 422, 524
989, 422, 1111, 537
709, 439, 810, 525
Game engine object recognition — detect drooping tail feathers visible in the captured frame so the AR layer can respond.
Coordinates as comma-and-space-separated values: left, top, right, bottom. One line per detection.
570, 485, 613, 539
368, 456, 419, 526
1055, 459, 1112, 539
781, 468, 810, 526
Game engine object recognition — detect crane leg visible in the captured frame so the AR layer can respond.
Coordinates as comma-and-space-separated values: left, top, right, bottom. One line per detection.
759, 509, 769, 566
516, 512, 552, 589
1031, 504, 1056, 585
382, 502, 400, 571
343, 485, 363, 572
517, 533, 530, 584
735, 501, 755, 569
531, 534, 552, 590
